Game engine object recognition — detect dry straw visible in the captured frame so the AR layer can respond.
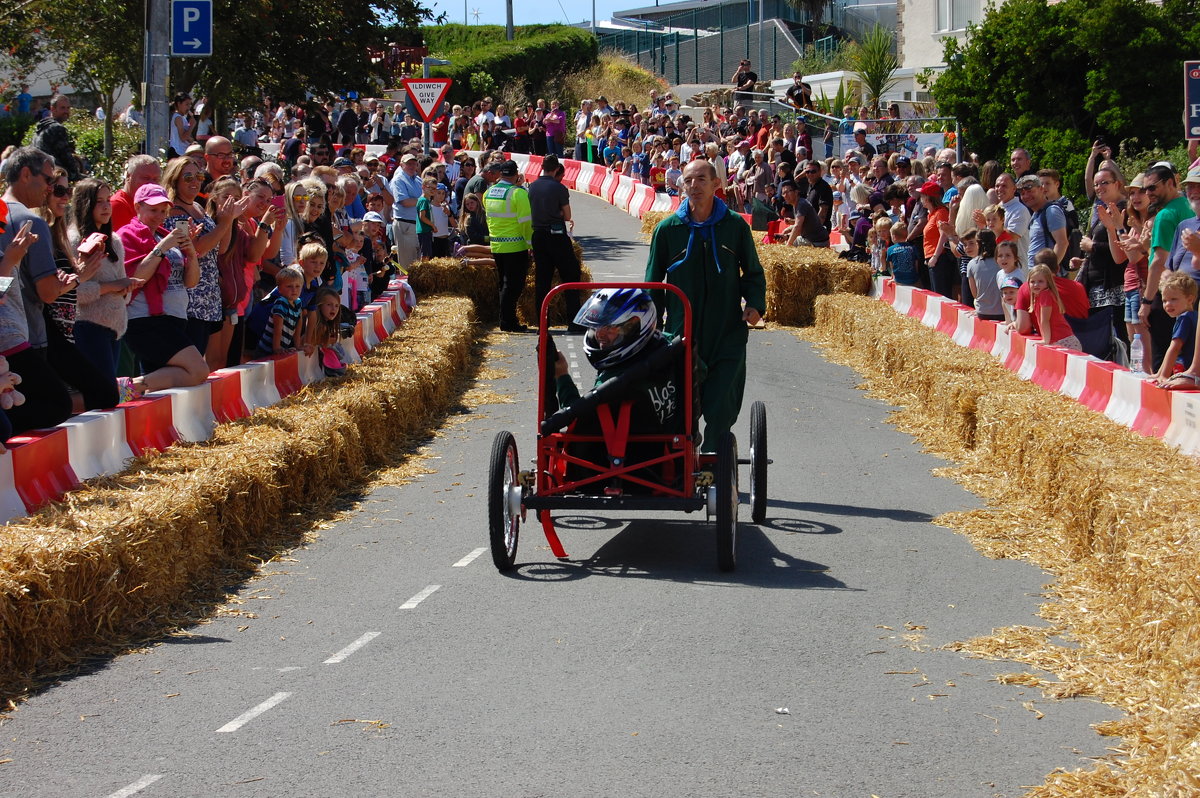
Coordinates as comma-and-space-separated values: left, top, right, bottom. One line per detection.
0, 296, 478, 699
407, 241, 592, 327
805, 293, 1200, 795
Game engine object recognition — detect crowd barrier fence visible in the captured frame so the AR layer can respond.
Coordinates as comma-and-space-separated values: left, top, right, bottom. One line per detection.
0, 281, 418, 523
871, 278, 1200, 457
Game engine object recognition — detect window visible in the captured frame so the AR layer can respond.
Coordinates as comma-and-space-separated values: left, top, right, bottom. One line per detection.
935, 0, 980, 32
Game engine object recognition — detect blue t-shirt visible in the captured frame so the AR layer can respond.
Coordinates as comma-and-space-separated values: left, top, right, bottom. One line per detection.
258, 295, 303, 351
887, 242, 918, 285
1028, 202, 1066, 268
1172, 310, 1197, 367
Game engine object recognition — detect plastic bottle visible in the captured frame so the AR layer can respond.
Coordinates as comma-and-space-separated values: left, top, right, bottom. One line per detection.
1130, 334, 1146, 375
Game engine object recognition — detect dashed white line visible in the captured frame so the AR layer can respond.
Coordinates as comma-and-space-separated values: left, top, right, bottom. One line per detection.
324, 631, 381, 664
452, 547, 487, 567
106, 774, 164, 798
400, 584, 441, 609
215, 692, 292, 733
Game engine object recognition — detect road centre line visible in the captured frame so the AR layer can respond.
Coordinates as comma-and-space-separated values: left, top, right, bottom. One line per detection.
400, 584, 441, 609
215, 692, 292, 733
105, 775, 164, 798
452, 548, 487, 567
323, 631, 381, 664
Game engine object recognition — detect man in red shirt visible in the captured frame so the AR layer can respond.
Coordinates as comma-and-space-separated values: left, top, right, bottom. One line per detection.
110, 154, 163, 231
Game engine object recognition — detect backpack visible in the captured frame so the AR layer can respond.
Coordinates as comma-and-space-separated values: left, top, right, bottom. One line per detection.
1038, 199, 1082, 274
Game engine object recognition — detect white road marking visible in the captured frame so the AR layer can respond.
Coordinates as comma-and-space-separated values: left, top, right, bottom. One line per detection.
215, 692, 292, 733
323, 632, 380, 664
106, 775, 164, 798
400, 584, 441, 609
452, 547, 487, 567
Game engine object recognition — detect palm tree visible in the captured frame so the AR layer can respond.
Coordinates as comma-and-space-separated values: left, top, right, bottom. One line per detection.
848, 25, 899, 117
785, 0, 833, 24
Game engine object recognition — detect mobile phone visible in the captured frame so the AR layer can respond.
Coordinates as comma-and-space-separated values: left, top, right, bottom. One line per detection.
174, 220, 190, 236
78, 231, 107, 258
0, 276, 13, 295
18, 220, 33, 238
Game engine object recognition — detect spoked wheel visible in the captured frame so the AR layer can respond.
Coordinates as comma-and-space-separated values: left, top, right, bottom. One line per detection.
749, 401, 768, 524
488, 431, 521, 571
715, 432, 739, 572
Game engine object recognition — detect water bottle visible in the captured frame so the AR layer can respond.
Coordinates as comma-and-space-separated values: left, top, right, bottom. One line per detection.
1130, 334, 1146, 375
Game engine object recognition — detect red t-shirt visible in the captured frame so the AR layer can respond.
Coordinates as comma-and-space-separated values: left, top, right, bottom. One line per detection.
1015, 276, 1088, 342
111, 188, 136, 233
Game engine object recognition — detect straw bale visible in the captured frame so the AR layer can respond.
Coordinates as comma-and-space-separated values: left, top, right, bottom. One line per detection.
640, 211, 669, 241
804, 292, 1200, 795
407, 242, 591, 328
0, 296, 477, 699
758, 245, 871, 327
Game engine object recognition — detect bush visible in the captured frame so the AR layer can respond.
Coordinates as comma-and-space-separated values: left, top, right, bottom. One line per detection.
423, 23, 562, 56
0, 114, 36, 150
430, 27, 599, 108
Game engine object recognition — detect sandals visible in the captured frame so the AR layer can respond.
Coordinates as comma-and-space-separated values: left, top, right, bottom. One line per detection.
116, 376, 145, 404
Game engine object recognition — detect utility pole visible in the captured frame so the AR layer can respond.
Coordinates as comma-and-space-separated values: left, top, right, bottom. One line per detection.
144, 0, 170, 157
506, 0, 514, 40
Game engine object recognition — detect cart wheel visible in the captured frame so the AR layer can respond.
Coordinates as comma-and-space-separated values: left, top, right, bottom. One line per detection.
749, 401, 768, 524
716, 432, 738, 572
488, 431, 521, 571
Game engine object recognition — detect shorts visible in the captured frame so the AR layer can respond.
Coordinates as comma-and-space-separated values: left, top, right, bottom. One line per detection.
125, 315, 194, 373
1124, 289, 1142, 324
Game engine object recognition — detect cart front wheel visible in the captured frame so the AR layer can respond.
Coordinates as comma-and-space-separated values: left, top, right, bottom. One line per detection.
749, 401, 768, 524
716, 432, 738, 572
488, 431, 521, 571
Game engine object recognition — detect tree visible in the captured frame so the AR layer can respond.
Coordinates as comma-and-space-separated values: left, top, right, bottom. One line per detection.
931, 0, 1200, 194
848, 25, 898, 117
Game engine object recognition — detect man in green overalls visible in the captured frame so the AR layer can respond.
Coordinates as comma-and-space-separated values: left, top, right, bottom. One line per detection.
645, 159, 766, 453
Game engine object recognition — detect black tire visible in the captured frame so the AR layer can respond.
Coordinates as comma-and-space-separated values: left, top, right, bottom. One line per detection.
488, 432, 520, 571
715, 432, 738, 572
749, 401, 768, 524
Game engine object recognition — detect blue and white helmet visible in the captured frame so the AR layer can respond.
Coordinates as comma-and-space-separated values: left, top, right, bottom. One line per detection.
574, 288, 657, 370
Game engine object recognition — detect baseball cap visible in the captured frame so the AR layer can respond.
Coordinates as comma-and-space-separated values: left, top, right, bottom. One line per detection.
332, 157, 354, 168
895, 155, 911, 167
362, 211, 385, 224
916, 179, 942, 198
1129, 173, 1146, 189
498, 159, 519, 177
400, 153, 418, 163
1015, 174, 1041, 190
1182, 165, 1200, 186
1000, 275, 1024, 290
134, 184, 172, 205
853, 122, 867, 133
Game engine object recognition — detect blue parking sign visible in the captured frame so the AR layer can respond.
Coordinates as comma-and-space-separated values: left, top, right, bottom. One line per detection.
1186, 61, 1200, 140
171, 0, 213, 57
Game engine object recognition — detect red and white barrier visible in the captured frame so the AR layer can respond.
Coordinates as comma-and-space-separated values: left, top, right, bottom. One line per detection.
60, 410, 134, 480
8, 428, 79, 513
0, 451, 26, 521
161, 383, 216, 443
872, 275, 1200, 457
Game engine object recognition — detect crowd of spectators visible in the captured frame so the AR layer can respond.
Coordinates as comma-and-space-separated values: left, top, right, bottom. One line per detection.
4, 80, 1200, 448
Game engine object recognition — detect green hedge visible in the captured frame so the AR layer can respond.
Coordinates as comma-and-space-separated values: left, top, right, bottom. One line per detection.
0, 114, 36, 151
422, 23, 565, 55
427, 26, 598, 107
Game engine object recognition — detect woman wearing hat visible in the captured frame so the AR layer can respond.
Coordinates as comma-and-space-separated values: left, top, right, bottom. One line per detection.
918, 178, 955, 298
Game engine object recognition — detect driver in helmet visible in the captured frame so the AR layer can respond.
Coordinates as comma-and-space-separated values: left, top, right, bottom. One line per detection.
554, 287, 682, 434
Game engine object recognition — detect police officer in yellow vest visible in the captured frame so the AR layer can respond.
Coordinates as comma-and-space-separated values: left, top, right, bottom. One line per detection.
484, 159, 534, 332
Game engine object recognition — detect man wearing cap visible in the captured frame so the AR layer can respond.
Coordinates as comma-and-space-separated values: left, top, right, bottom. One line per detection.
332, 156, 355, 175
389, 152, 424, 269
1016, 174, 1067, 270
852, 125, 876, 160
484, 160, 534, 332
646, 159, 766, 453
527, 155, 582, 330
1, 146, 116, 430
731, 60, 758, 107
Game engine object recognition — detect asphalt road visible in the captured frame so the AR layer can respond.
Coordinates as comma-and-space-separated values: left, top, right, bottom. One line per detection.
0, 193, 1119, 798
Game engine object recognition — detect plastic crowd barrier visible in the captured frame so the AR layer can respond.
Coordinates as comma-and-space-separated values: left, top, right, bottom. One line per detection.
872, 275, 1200, 456
0, 284, 415, 522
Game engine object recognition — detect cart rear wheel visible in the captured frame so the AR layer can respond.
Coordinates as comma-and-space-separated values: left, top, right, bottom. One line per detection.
749, 401, 768, 524
488, 432, 521, 571
716, 432, 738, 572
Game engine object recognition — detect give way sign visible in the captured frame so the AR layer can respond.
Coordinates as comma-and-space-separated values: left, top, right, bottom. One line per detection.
402, 79, 453, 123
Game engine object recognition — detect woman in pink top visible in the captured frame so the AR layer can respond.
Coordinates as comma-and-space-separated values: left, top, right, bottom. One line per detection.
544, 100, 567, 158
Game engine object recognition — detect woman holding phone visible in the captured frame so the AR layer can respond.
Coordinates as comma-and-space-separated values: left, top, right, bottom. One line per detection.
115, 183, 208, 397
163, 156, 246, 355
67, 178, 143, 387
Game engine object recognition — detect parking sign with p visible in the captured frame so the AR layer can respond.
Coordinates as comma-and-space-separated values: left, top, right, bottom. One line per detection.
1186, 61, 1200, 140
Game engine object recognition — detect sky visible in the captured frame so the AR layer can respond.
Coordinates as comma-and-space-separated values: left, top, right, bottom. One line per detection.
423, 0, 658, 28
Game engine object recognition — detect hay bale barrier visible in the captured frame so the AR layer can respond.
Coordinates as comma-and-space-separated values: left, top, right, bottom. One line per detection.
805, 293, 1200, 795
0, 296, 477, 700
407, 240, 591, 328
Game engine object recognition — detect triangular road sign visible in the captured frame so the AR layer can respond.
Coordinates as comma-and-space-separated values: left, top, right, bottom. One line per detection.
402, 78, 453, 123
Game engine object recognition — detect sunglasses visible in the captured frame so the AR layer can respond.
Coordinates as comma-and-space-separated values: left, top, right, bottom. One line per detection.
181, 173, 204, 183
52, 185, 72, 198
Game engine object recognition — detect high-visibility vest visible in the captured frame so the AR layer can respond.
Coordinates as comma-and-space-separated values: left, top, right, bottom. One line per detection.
484, 180, 533, 254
